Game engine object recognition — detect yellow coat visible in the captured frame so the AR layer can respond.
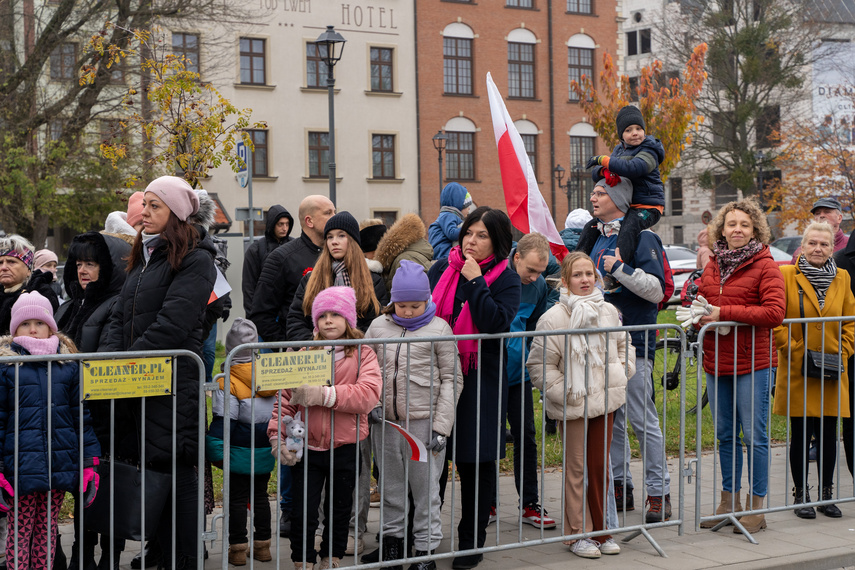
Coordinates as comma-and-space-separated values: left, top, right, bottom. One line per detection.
773, 265, 854, 418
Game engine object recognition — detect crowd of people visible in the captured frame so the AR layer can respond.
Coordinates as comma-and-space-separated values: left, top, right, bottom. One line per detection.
0, 105, 852, 570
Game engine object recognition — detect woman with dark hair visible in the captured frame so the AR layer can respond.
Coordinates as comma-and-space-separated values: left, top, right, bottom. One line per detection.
101, 176, 216, 569
428, 206, 520, 569
286, 211, 389, 340
54, 231, 130, 569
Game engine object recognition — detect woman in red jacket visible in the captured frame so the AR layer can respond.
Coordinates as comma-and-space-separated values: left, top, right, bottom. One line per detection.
696, 197, 786, 534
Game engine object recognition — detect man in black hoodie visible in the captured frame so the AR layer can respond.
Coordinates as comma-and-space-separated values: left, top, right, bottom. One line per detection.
241, 205, 294, 313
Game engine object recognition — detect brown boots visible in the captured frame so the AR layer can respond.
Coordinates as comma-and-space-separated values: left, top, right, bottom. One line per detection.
700, 490, 742, 528
228, 540, 272, 565
253, 539, 272, 562
228, 543, 248, 566
735, 494, 766, 534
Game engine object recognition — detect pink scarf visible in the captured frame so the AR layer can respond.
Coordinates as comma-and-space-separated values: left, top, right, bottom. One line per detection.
433, 246, 509, 374
14, 335, 60, 356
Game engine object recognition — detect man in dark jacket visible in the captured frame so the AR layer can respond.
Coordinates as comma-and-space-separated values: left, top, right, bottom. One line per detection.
248, 196, 334, 342
581, 175, 671, 524
241, 205, 294, 313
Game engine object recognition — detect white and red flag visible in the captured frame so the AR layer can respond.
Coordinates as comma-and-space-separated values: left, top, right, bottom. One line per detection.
486, 72, 568, 261
386, 421, 428, 462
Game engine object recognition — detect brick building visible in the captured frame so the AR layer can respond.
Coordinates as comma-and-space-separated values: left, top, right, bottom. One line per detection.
416, 0, 620, 227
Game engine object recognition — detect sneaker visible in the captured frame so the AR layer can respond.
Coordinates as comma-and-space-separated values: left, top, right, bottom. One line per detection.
645, 494, 672, 523
569, 538, 601, 559
370, 486, 381, 508
614, 481, 635, 512
598, 538, 620, 555
521, 503, 556, 529
345, 535, 364, 555
488, 506, 497, 524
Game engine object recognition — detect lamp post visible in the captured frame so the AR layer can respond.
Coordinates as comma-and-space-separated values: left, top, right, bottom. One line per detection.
554, 165, 570, 213
432, 130, 447, 193
315, 25, 347, 207
573, 163, 584, 211
754, 150, 766, 194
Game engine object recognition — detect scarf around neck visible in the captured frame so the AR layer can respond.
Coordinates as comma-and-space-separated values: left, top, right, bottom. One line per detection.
561, 289, 606, 399
332, 260, 352, 287
391, 299, 437, 331
597, 218, 622, 237
713, 238, 764, 285
798, 254, 837, 309
440, 205, 465, 222
141, 232, 162, 264
433, 246, 508, 374
15, 335, 60, 356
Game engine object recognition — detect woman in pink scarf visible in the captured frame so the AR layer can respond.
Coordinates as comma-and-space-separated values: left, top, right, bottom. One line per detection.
427, 206, 520, 569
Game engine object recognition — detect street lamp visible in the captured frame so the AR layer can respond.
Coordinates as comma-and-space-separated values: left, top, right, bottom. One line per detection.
573, 163, 584, 211
432, 130, 448, 193
754, 150, 766, 195
554, 165, 570, 212
315, 25, 347, 207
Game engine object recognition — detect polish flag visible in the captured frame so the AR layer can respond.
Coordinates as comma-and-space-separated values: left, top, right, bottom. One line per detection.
386, 421, 428, 462
207, 267, 232, 305
486, 72, 568, 261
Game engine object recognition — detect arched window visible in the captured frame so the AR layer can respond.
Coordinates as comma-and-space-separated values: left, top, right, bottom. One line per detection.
508, 29, 537, 99
443, 117, 477, 180
515, 119, 539, 176
567, 34, 595, 101
443, 23, 475, 95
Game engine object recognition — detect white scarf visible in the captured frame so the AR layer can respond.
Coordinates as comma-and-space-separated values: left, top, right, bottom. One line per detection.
597, 219, 621, 237
561, 288, 606, 400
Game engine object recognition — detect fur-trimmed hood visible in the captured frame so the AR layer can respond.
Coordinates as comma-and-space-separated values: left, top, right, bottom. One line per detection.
188, 191, 216, 230
104, 211, 137, 238
0, 332, 77, 361
375, 213, 430, 269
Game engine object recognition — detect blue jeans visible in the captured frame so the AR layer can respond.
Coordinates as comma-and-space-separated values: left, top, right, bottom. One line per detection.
705, 368, 773, 497
202, 323, 217, 384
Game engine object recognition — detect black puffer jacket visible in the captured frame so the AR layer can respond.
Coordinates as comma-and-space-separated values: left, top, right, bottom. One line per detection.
248, 233, 321, 342
286, 270, 389, 341
101, 229, 216, 467
56, 232, 131, 353
242, 205, 294, 313
0, 270, 59, 334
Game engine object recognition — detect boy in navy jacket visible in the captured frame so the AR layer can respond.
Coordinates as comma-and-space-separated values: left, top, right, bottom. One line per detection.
576, 105, 665, 265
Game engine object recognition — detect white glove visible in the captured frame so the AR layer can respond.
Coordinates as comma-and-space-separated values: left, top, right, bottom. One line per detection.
675, 295, 713, 329
269, 438, 297, 466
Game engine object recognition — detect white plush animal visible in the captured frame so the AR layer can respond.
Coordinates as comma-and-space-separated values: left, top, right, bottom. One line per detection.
282, 411, 305, 463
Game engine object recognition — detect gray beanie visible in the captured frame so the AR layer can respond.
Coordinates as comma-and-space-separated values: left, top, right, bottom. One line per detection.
599, 177, 633, 214
226, 318, 258, 364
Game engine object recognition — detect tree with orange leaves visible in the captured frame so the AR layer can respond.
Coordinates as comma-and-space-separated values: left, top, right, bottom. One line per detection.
569, 43, 708, 181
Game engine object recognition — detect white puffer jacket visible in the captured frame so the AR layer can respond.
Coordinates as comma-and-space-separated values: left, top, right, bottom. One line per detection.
527, 298, 635, 421
365, 313, 462, 436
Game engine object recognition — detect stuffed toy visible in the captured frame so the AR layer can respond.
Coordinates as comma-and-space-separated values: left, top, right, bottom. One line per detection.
282, 411, 305, 463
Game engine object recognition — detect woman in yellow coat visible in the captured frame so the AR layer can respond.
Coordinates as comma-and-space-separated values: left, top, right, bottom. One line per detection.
774, 222, 855, 520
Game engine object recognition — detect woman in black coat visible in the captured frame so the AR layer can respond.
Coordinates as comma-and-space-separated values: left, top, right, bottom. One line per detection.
286, 211, 388, 340
428, 207, 521, 570
101, 176, 216, 569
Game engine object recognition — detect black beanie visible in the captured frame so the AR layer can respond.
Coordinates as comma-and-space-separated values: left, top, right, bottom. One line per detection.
324, 211, 362, 247
616, 105, 645, 139
359, 224, 387, 254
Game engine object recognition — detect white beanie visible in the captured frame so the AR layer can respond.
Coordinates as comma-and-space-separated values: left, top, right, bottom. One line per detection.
564, 209, 593, 230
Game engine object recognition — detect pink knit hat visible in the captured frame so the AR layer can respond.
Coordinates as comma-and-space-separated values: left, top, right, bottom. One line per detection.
143, 176, 199, 222
311, 286, 358, 333
10, 291, 57, 334
126, 192, 145, 228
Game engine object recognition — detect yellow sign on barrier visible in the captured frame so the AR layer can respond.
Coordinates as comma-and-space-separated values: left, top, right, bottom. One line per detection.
255, 350, 333, 391
82, 357, 173, 400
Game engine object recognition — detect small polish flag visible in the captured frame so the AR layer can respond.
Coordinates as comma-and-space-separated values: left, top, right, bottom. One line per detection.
386, 421, 428, 462
208, 267, 232, 304
486, 72, 568, 261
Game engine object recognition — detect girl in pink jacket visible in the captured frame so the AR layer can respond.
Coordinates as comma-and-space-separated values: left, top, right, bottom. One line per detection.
267, 286, 382, 570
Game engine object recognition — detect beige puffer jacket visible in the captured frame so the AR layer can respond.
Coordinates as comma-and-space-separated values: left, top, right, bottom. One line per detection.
365, 313, 462, 436
527, 298, 635, 421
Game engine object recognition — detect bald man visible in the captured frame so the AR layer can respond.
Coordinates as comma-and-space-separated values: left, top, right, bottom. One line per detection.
249, 195, 335, 343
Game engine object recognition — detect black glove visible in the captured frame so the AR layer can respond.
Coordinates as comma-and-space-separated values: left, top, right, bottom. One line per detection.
368, 408, 384, 425
428, 431, 447, 452
222, 309, 230, 322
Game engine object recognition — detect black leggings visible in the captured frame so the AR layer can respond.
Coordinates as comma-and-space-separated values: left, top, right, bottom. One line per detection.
790, 416, 837, 489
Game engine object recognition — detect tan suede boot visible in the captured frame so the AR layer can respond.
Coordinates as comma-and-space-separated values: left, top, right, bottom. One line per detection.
700, 490, 742, 528
734, 494, 766, 534
293, 563, 315, 570
318, 557, 340, 569
228, 543, 248, 566
253, 539, 272, 562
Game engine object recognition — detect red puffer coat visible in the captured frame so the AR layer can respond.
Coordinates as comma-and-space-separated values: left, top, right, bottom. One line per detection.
698, 246, 786, 376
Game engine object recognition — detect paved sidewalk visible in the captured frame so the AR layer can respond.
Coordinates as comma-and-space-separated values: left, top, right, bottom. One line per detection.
62, 445, 855, 569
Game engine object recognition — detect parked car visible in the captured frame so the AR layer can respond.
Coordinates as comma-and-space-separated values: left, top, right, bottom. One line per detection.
771, 236, 801, 256
768, 244, 793, 266
663, 245, 698, 305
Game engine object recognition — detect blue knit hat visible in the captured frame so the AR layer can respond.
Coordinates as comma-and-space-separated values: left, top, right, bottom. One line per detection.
390, 260, 431, 303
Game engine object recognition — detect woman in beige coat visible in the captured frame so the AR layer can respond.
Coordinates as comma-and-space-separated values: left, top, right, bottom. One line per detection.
527, 252, 635, 559
773, 222, 855, 519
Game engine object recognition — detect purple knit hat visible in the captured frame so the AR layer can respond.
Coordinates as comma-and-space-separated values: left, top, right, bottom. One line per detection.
144, 176, 200, 222
390, 260, 431, 303
10, 291, 57, 334
312, 286, 358, 333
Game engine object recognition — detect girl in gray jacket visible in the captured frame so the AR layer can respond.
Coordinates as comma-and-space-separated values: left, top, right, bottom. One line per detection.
365, 260, 462, 570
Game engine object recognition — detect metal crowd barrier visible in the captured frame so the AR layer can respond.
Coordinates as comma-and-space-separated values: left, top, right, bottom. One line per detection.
0, 348, 207, 570
694, 316, 855, 543
215, 323, 686, 569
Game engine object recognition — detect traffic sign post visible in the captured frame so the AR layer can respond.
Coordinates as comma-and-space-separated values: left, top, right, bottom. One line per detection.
237, 141, 256, 243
